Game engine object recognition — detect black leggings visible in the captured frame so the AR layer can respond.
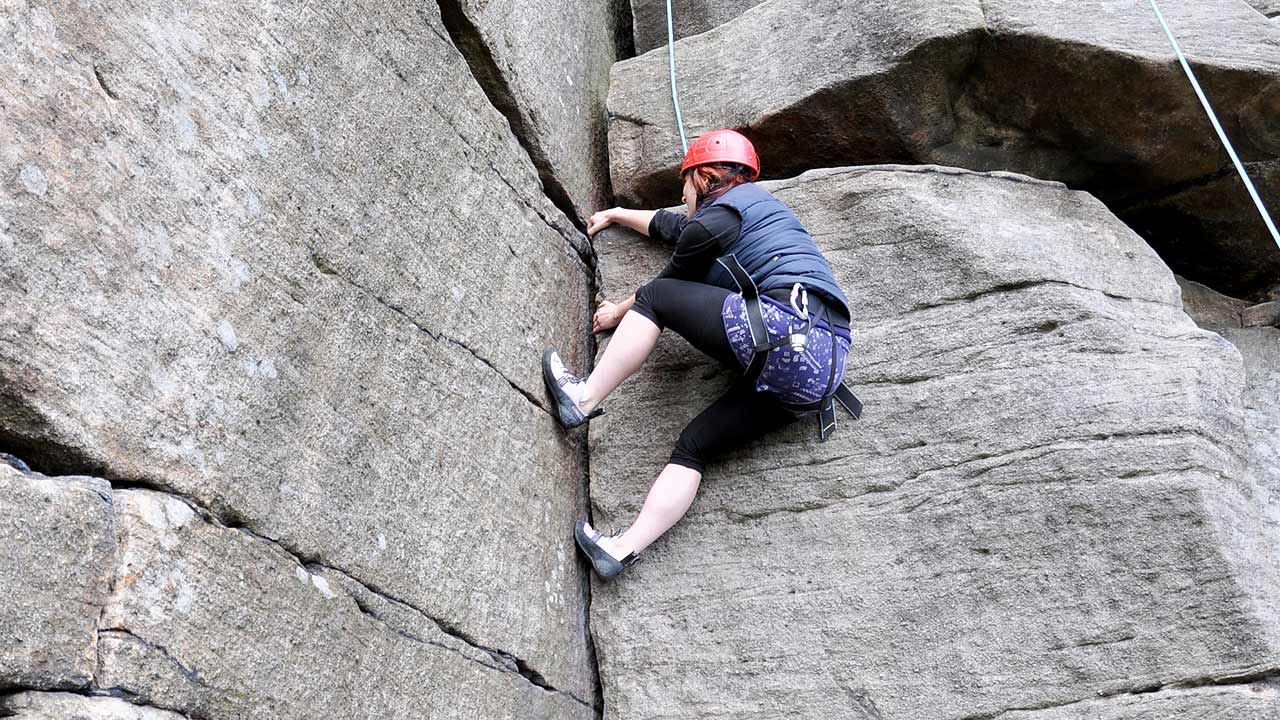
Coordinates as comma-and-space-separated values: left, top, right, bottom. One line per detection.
632, 278, 797, 473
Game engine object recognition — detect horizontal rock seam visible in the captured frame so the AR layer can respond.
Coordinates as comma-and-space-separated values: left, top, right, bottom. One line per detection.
960, 665, 1280, 719
307, 252, 552, 414
0, 444, 589, 710
0, 688, 196, 720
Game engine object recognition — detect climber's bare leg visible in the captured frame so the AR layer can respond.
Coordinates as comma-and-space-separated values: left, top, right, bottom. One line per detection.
602, 464, 702, 557
578, 311, 661, 413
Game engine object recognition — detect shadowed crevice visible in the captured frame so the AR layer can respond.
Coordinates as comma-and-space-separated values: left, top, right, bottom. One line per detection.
433, 0, 587, 231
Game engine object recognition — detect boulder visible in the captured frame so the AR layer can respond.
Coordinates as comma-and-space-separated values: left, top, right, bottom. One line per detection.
1, 0, 593, 698
607, 0, 1280, 295
440, 0, 626, 221
96, 490, 595, 718
608, 0, 984, 205
630, 0, 764, 54
1177, 276, 1248, 333
1244, 301, 1280, 328
0, 467, 115, 690
0, 693, 188, 720
588, 166, 1280, 720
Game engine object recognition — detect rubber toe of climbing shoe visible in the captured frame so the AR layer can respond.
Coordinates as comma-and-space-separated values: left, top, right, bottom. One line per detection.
574, 519, 637, 580
542, 349, 601, 430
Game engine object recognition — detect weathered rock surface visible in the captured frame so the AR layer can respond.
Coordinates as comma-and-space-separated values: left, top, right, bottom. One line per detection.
1001, 681, 1280, 719
1246, 301, 1280, 328
1248, 0, 1280, 18
0, 466, 115, 691
609, 0, 984, 204
607, 0, 1280, 295
1179, 278, 1280, 524
0, 692, 188, 720
1179, 277, 1249, 332
630, 0, 765, 54
1, 0, 593, 698
94, 490, 594, 718
589, 166, 1280, 719
440, 0, 627, 221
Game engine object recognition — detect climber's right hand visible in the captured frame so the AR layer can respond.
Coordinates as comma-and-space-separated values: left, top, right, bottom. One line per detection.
587, 208, 617, 237
592, 300, 624, 333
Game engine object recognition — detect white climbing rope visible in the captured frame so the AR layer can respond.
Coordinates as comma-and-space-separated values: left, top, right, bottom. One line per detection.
666, 0, 689, 152
1148, 0, 1280, 250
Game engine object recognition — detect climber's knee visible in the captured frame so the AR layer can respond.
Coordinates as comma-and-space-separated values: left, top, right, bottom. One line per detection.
669, 430, 707, 474
631, 280, 664, 329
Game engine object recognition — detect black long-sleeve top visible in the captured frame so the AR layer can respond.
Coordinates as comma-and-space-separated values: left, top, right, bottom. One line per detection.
648, 207, 743, 281
645, 206, 851, 328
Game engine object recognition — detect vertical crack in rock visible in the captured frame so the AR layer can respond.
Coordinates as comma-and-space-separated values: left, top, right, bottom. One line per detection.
579, 266, 605, 718
260, 5, 596, 273
432, 0, 588, 232
612, 0, 637, 61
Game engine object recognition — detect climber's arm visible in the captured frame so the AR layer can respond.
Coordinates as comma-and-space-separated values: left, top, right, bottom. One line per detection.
587, 208, 657, 237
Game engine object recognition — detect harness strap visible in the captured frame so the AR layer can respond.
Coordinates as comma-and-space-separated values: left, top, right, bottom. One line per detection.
716, 255, 769, 350
833, 384, 863, 419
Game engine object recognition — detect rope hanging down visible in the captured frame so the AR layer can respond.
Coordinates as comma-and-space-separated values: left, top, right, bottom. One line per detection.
666, 0, 688, 152
1148, 0, 1280, 250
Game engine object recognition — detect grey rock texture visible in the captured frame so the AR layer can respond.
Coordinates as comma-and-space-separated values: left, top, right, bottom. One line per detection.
95, 489, 594, 719
1224, 326, 1280, 528
1, 0, 593, 700
0, 692, 188, 720
1000, 682, 1280, 719
1178, 277, 1249, 332
1179, 278, 1280, 527
1245, 301, 1280, 328
439, 0, 626, 221
607, 0, 1280, 295
589, 166, 1280, 719
631, 0, 764, 53
0, 467, 115, 691
1247, 0, 1280, 18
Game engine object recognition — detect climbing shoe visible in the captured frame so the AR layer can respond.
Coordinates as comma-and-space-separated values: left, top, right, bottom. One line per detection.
542, 349, 602, 430
574, 518, 638, 580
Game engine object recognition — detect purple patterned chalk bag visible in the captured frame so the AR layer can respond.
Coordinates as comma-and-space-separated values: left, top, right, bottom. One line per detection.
721, 293, 852, 406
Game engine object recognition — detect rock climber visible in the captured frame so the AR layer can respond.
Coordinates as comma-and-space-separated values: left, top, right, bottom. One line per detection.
542, 129, 860, 579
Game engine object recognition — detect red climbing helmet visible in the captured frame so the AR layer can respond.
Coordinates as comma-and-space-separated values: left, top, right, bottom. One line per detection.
679, 129, 760, 180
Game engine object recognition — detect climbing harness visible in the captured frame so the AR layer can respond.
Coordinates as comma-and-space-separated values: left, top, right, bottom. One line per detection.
665, 0, 688, 152
718, 255, 863, 441
1148, 0, 1280, 250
